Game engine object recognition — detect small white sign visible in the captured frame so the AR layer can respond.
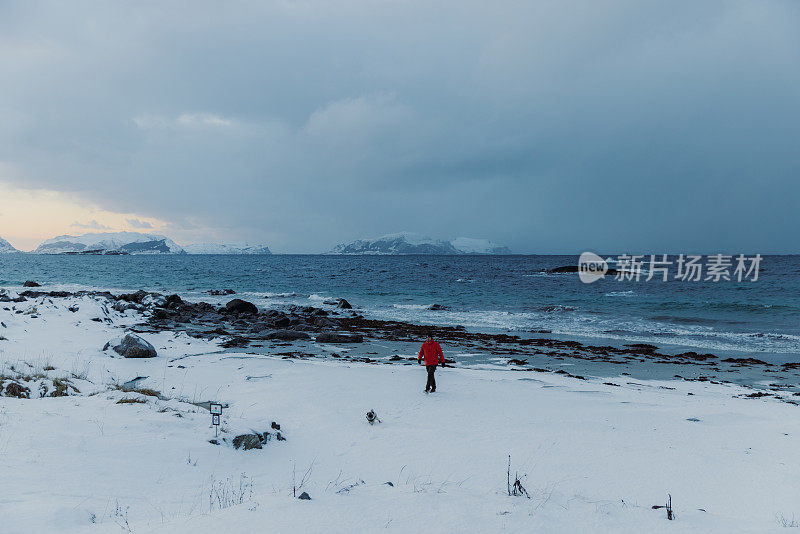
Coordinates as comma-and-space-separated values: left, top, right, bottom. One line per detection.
212, 414, 220, 426
210, 403, 222, 415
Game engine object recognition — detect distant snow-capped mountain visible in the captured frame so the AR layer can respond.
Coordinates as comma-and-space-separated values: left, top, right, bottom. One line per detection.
0, 236, 21, 253
183, 243, 272, 254
329, 232, 511, 255
450, 237, 512, 254
330, 232, 459, 255
34, 232, 185, 254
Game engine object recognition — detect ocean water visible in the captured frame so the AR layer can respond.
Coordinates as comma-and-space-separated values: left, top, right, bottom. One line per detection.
1, 254, 798, 361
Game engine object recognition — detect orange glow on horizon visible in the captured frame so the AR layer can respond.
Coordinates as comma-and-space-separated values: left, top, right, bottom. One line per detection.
0, 181, 166, 252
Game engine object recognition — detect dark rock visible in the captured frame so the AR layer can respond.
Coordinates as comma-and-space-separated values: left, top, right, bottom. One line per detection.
265, 330, 311, 341
508, 359, 528, 366
315, 332, 364, 343
428, 304, 450, 311
113, 300, 140, 313
298, 492, 311, 500
103, 333, 158, 358
272, 316, 291, 328
208, 289, 236, 296
119, 290, 149, 303
164, 294, 183, 307
722, 357, 769, 366
22, 281, 41, 287
19, 290, 47, 298
271, 421, 281, 431
325, 298, 353, 309
625, 343, 659, 351
313, 317, 338, 327
385, 481, 394, 487
207, 327, 230, 336
673, 351, 717, 361
549, 266, 579, 274
225, 299, 258, 314
220, 336, 251, 348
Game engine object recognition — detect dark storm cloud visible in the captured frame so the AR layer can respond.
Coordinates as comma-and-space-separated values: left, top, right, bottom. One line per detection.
0, 0, 798, 252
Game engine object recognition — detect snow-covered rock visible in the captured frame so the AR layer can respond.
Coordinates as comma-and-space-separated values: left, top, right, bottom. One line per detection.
329, 232, 511, 254
103, 333, 158, 358
183, 243, 272, 254
34, 232, 185, 254
0, 236, 21, 253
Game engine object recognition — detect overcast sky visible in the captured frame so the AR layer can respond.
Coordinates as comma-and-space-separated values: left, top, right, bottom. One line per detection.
1, 1, 798, 253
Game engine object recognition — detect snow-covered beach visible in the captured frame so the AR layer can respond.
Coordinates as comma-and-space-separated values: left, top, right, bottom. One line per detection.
1, 289, 799, 533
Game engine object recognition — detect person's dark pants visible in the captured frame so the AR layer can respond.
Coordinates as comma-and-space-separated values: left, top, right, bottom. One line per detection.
426, 364, 437, 392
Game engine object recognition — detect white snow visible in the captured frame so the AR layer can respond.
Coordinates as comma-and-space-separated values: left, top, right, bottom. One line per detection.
34, 232, 185, 254
182, 243, 272, 254
330, 232, 511, 254
0, 235, 20, 253
375, 231, 440, 246
1, 295, 799, 533
451, 237, 511, 254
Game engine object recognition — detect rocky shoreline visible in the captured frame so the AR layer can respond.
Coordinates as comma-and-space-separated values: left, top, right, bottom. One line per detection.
3, 286, 800, 403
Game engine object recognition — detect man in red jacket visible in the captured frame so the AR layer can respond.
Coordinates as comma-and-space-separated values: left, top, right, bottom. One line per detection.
418, 333, 445, 393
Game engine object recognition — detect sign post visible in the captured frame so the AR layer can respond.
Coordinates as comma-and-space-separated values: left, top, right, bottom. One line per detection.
210, 403, 222, 437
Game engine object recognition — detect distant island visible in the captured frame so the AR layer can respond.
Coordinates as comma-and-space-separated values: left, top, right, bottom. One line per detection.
182, 243, 272, 254
329, 232, 511, 255
0, 232, 273, 255
2, 231, 510, 255
33, 232, 186, 254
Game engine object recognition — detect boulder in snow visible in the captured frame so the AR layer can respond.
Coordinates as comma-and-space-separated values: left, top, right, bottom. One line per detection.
103, 333, 158, 358
230, 428, 284, 450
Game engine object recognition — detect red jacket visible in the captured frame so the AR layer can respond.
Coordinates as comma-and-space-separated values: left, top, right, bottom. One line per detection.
418, 340, 444, 366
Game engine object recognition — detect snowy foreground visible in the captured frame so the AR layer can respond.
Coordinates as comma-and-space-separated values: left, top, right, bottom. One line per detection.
1, 295, 800, 533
